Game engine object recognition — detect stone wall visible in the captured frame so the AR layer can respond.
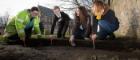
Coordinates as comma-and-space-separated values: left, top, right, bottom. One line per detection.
110, 0, 140, 40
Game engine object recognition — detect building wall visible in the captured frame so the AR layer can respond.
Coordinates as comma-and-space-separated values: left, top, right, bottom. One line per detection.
0, 16, 8, 34
110, 0, 140, 40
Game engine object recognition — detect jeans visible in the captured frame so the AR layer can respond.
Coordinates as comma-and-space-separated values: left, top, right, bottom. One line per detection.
97, 26, 115, 40
97, 20, 117, 40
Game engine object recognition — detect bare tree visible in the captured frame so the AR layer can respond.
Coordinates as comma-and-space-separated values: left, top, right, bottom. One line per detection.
59, 0, 93, 11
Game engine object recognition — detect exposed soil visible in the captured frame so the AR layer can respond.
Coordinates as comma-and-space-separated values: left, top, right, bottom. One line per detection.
0, 45, 139, 60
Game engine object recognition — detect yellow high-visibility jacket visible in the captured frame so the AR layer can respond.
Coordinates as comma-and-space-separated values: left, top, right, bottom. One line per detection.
4, 10, 41, 39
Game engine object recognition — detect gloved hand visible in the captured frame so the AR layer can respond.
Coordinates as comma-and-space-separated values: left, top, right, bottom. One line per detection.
3, 33, 10, 38
2, 33, 10, 42
37, 34, 42, 38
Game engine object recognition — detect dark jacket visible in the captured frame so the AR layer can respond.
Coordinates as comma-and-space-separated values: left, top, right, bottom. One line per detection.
92, 9, 119, 34
51, 12, 70, 34
72, 17, 90, 38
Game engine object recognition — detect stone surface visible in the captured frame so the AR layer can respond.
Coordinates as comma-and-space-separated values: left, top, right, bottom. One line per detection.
110, 0, 140, 40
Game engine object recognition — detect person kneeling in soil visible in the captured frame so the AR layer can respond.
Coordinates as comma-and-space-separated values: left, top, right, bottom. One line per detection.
51, 6, 71, 38
69, 6, 90, 47
91, 1, 119, 43
3, 7, 42, 46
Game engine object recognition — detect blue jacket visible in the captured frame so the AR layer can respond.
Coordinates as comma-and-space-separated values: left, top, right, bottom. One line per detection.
92, 9, 119, 33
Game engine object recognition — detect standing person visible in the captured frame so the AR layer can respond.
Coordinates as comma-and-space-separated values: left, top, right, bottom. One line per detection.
69, 6, 89, 46
51, 6, 71, 38
91, 1, 119, 42
3, 7, 41, 46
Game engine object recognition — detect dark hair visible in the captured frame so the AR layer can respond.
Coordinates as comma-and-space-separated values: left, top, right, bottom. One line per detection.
75, 6, 88, 25
54, 6, 60, 10
31, 7, 39, 11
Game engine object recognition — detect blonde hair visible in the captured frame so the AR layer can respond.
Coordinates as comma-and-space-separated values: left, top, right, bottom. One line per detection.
92, 1, 109, 16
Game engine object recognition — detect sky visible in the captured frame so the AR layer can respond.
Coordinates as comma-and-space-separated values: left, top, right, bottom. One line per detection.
0, 0, 71, 17
0, 0, 37, 16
